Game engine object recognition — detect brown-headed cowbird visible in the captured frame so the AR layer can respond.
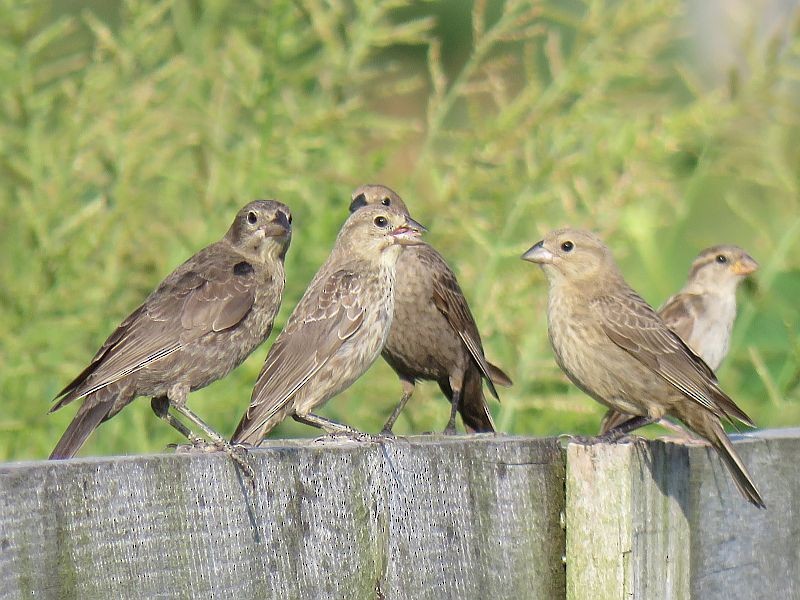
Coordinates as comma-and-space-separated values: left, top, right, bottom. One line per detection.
231, 205, 426, 443
50, 200, 292, 466
348, 184, 511, 434
601, 245, 758, 434
522, 228, 764, 508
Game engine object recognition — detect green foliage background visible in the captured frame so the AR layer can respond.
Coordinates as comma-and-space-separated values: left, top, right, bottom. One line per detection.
1, 0, 799, 461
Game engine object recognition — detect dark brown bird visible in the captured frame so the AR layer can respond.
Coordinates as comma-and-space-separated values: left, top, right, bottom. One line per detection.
522, 228, 764, 508
348, 184, 512, 434
231, 204, 426, 444
50, 200, 292, 463
601, 245, 758, 434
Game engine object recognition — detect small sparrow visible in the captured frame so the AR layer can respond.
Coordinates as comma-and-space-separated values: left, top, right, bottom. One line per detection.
523, 228, 764, 508
50, 200, 292, 468
600, 245, 758, 435
348, 184, 511, 434
231, 204, 426, 444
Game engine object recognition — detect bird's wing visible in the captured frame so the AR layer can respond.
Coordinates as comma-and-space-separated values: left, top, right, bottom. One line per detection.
591, 289, 751, 426
658, 292, 704, 348
427, 249, 501, 399
233, 269, 366, 441
54, 247, 259, 407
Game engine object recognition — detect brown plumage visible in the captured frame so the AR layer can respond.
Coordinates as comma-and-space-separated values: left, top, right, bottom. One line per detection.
522, 228, 764, 508
601, 245, 758, 434
231, 204, 426, 444
348, 184, 511, 434
50, 200, 292, 460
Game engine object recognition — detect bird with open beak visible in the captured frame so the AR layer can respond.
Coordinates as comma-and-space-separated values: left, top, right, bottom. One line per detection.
601, 245, 758, 435
231, 204, 426, 443
522, 229, 764, 508
347, 184, 512, 435
50, 200, 293, 476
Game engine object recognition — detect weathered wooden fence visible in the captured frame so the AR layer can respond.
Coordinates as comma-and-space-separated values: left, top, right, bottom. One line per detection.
0, 430, 797, 599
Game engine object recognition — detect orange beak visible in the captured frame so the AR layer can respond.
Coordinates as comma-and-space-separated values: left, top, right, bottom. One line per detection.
732, 255, 758, 276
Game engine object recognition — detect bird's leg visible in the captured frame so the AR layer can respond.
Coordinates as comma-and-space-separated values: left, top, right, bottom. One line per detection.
150, 396, 204, 446
598, 415, 655, 442
444, 375, 463, 435
294, 412, 363, 436
381, 377, 415, 435
167, 385, 255, 484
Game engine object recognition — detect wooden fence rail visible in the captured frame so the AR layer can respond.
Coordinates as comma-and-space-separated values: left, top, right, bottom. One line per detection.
0, 430, 796, 599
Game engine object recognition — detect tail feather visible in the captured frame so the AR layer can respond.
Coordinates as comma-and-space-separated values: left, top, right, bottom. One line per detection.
50, 400, 112, 460
711, 424, 765, 509
682, 407, 765, 508
487, 361, 512, 388
455, 366, 495, 433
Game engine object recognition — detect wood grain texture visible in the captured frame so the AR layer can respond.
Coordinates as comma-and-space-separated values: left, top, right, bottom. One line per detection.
0, 435, 566, 600
566, 429, 800, 600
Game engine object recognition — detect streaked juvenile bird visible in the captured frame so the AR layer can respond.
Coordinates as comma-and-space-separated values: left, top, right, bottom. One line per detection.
522, 228, 764, 508
601, 245, 758, 434
231, 204, 426, 444
50, 200, 292, 466
347, 185, 512, 434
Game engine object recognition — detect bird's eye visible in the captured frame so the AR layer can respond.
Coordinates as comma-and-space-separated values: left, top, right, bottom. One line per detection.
287, 214, 293, 224
381, 197, 391, 206
247, 211, 258, 224
561, 241, 574, 252
374, 216, 389, 228
716, 254, 727, 264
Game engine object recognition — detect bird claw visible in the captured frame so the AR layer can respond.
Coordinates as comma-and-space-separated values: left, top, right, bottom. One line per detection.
557, 433, 644, 448
169, 439, 220, 454
314, 430, 377, 444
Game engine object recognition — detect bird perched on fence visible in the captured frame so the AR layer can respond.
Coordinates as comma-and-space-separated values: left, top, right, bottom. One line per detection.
50, 200, 292, 473
522, 228, 764, 508
347, 184, 512, 434
600, 245, 758, 435
231, 204, 426, 444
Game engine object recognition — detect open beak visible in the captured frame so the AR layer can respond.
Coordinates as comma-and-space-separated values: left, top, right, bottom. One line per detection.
391, 217, 427, 245
732, 254, 758, 276
521, 240, 554, 264
261, 211, 292, 238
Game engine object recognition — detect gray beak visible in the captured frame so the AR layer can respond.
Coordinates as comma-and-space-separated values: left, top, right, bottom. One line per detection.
521, 240, 554, 264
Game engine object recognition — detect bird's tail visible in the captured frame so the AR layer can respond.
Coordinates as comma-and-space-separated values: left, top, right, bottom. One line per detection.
455, 365, 496, 433
487, 361, 512, 388
710, 423, 765, 509
50, 398, 113, 460
683, 409, 765, 509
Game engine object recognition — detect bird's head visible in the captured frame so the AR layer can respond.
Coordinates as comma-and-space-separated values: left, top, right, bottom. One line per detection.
348, 184, 411, 216
521, 228, 619, 285
227, 200, 292, 262
686, 245, 758, 293
335, 204, 426, 264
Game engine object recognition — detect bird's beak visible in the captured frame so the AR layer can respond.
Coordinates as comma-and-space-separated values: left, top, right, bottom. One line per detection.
261, 211, 292, 238
391, 217, 427, 245
732, 255, 758, 276
521, 240, 553, 264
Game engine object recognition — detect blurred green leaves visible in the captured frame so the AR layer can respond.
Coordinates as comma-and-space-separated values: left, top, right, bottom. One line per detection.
0, 0, 798, 461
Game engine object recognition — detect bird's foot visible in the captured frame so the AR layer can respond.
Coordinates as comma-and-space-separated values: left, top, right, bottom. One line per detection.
558, 432, 644, 447
223, 443, 256, 489
313, 430, 377, 444
169, 437, 220, 453
656, 434, 708, 446
379, 428, 397, 438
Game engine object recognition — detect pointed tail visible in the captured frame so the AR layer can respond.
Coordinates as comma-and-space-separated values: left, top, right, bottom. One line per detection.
50, 399, 112, 460
456, 365, 496, 433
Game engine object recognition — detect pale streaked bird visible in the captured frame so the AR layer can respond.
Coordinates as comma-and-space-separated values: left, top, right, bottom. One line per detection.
522, 228, 764, 508
347, 184, 511, 434
232, 204, 426, 444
